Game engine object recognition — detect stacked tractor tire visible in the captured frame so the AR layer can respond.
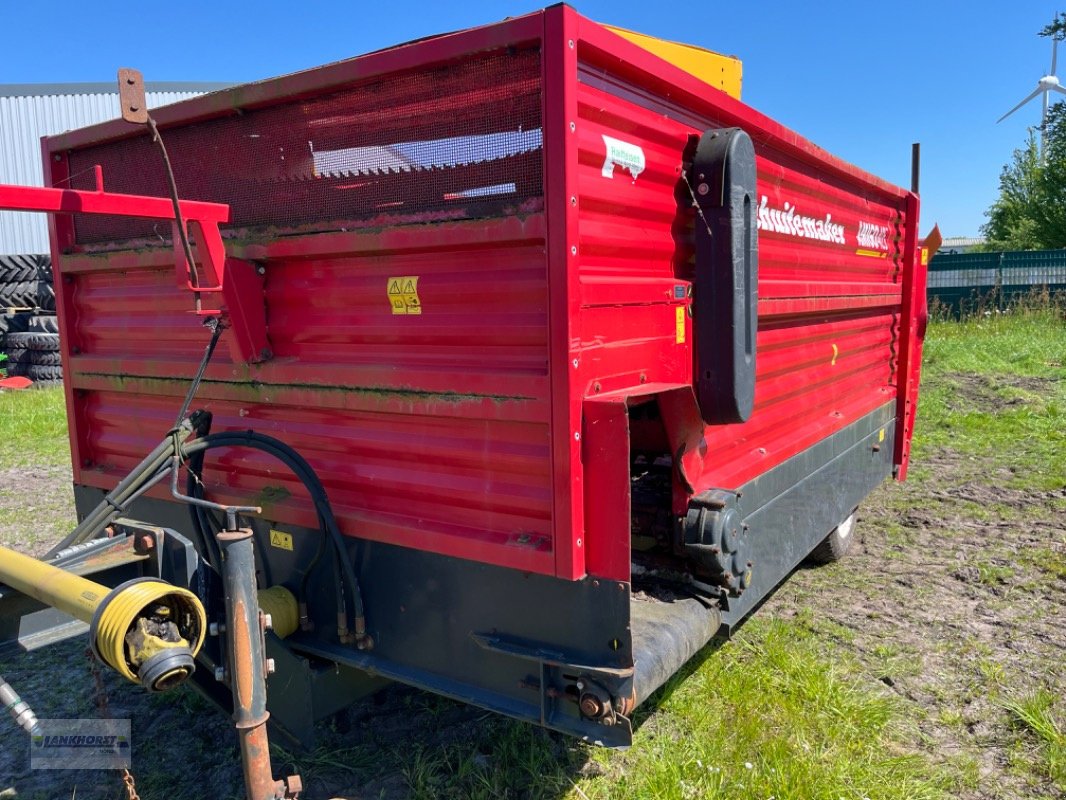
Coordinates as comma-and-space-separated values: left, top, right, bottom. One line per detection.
0, 255, 62, 386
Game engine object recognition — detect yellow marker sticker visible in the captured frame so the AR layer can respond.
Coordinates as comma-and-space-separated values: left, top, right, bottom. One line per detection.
269, 530, 294, 551
387, 276, 422, 315
920, 247, 929, 266
831, 343, 839, 365
855, 249, 888, 259
675, 306, 686, 344
879, 428, 886, 443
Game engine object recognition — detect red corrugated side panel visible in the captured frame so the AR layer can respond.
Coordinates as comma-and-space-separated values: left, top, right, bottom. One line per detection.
44, 7, 918, 584
568, 12, 913, 496
46, 15, 566, 578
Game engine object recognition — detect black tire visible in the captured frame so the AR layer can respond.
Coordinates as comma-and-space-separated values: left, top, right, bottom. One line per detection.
3, 332, 59, 351
2, 347, 33, 366
16, 364, 63, 382
35, 256, 53, 282
25, 349, 62, 366
0, 280, 37, 308
26, 314, 58, 334
36, 281, 56, 311
0, 311, 31, 336
0, 255, 38, 283
807, 512, 857, 564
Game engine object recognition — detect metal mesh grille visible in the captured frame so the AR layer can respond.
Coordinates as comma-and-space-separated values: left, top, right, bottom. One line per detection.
928, 250, 1066, 289
68, 48, 543, 245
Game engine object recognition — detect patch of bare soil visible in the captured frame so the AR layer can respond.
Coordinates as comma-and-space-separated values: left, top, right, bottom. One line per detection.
943, 371, 1055, 412
0, 463, 75, 556
770, 448, 1066, 800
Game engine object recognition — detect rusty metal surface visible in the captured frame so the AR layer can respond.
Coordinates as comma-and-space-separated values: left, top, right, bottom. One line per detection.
217, 527, 298, 799
117, 69, 148, 125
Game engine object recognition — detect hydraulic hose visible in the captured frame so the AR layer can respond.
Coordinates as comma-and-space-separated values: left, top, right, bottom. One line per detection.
181, 431, 368, 644
185, 432, 330, 628
42, 402, 366, 645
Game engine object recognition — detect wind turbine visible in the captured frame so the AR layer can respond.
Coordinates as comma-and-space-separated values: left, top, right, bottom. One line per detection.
997, 33, 1066, 162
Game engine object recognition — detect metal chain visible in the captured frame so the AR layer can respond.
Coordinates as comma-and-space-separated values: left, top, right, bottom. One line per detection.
84, 649, 140, 800
122, 770, 141, 800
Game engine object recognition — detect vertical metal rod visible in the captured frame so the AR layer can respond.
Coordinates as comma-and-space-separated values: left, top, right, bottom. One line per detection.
216, 527, 300, 800
911, 142, 920, 194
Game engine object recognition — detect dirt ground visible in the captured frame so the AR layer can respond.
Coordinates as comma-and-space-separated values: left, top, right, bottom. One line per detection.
776, 449, 1066, 799
0, 390, 1063, 798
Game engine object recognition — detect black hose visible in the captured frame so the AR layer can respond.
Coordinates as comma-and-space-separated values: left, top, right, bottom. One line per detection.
299, 520, 327, 611
181, 431, 367, 635
46, 409, 367, 641
179, 410, 223, 572
187, 448, 327, 627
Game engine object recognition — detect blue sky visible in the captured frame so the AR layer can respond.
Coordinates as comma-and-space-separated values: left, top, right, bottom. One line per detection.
4, 1, 1063, 237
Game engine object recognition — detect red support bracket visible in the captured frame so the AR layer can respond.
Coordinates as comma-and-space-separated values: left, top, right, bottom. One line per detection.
0, 168, 271, 364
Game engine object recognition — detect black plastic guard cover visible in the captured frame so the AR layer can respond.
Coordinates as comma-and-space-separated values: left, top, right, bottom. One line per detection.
691, 127, 758, 424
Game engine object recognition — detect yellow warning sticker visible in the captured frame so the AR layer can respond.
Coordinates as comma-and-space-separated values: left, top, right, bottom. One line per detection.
269, 530, 293, 551
879, 428, 886, 443
675, 306, 686, 344
855, 249, 888, 259
387, 276, 422, 315
920, 247, 929, 266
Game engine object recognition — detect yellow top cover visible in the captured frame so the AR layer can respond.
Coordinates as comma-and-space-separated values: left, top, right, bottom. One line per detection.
603, 25, 742, 100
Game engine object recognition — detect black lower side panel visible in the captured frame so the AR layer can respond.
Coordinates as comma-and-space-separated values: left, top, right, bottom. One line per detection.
718, 402, 897, 629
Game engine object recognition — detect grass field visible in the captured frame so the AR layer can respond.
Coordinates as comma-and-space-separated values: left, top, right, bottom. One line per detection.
0, 303, 1063, 800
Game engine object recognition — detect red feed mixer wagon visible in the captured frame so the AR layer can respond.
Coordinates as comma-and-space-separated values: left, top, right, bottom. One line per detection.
0, 5, 930, 797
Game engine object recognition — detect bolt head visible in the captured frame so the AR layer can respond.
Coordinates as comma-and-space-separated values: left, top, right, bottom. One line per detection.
579, 695, 603, 718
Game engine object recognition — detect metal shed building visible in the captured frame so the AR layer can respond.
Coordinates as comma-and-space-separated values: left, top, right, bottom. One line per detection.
0, 82, 228, 255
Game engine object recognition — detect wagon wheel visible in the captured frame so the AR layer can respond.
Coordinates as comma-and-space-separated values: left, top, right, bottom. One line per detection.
807, 511, 857, 564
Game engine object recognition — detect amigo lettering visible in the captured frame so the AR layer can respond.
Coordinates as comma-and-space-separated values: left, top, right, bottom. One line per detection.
857, 221, 890, 251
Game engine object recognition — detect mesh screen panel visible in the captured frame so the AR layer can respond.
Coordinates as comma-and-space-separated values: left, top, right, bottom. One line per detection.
68, 48, 543, 245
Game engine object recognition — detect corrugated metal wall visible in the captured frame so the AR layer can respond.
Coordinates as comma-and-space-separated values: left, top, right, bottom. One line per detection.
0, 86, 222, 255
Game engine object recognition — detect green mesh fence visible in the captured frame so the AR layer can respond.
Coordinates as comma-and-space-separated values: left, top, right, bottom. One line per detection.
927, 249, 1066, 314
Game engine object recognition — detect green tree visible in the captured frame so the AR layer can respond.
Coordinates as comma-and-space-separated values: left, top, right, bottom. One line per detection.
1032, 103, 1066, 247
1038, 12, 1066, 40
981, 15, 1066, 250
981, 130, 1043, 250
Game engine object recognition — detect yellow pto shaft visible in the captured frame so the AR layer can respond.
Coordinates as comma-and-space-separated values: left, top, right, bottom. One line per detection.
0, 544, 206, 691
